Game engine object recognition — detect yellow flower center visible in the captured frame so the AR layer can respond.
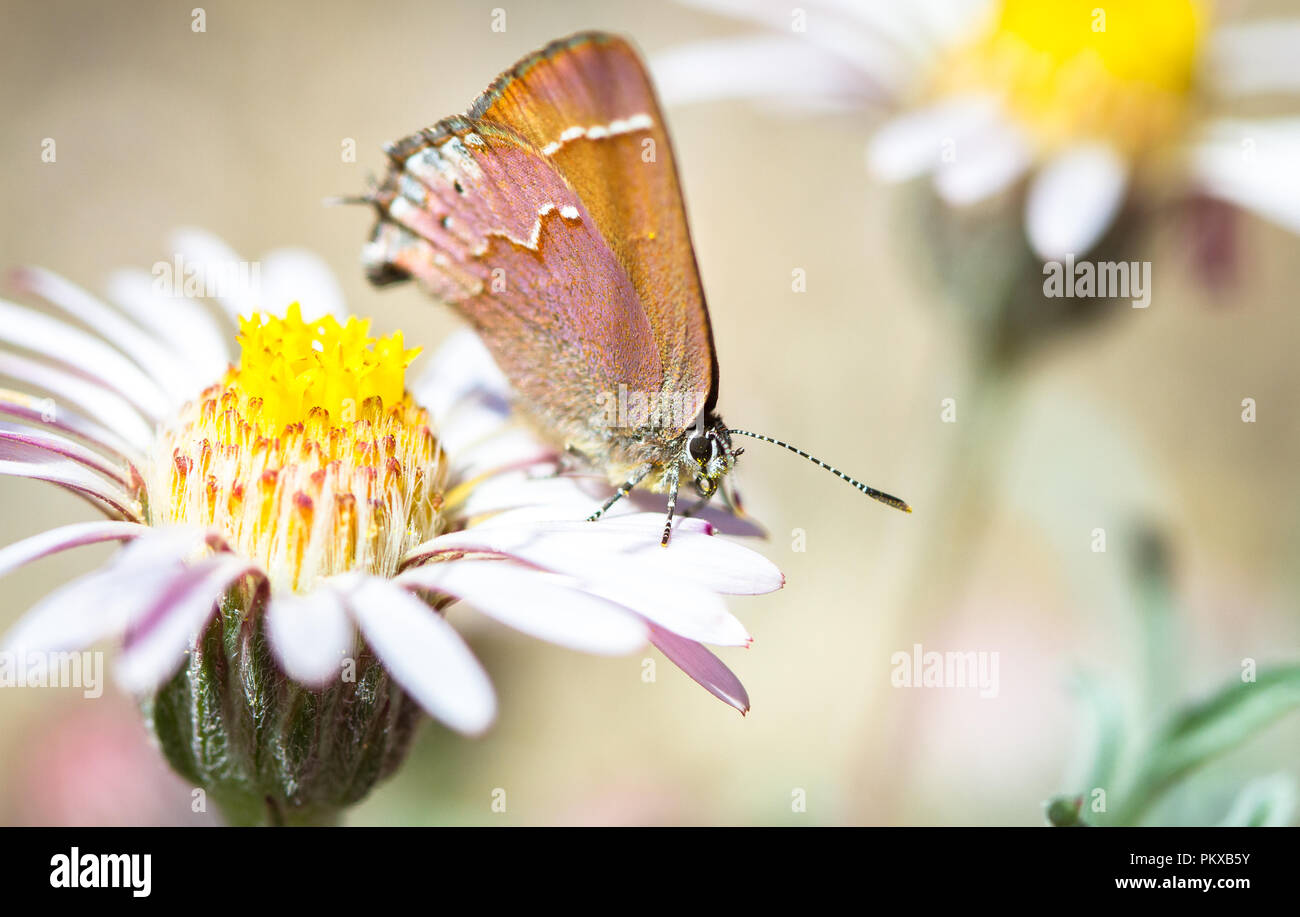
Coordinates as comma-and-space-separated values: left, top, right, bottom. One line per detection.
150, 305, 445, 593
936, 0, 1206, 156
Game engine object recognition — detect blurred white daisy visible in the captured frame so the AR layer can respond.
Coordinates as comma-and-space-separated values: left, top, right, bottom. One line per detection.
656, 0, 1300, 259
0, 231, 782, 742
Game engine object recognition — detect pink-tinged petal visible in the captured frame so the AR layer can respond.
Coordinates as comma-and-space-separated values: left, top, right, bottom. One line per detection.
0, 520, 147, 581
105, 268, 231, 389
9, 267, 192, 395
414, 515, 783, 595
405, 518, 755, 646
398, 559, 648, 656
584, 578, 749, 647
0, 421, 130, 486
0, 445, 139, 521
4, 570, 165, 657
0, 300, 170, 420
346, 576, 496, 735
648, 622, 750, 715
0, 353, 154, 457
266, 587, 354, 685
1, 532, 200, 656
258, 249, 346, 321
1192, 118, 1300, 236
1025, 144, 1128, 260
116, 554, 260, 694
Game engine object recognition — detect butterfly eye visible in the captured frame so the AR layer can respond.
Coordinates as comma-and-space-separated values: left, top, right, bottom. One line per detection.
688, 436, 711, 463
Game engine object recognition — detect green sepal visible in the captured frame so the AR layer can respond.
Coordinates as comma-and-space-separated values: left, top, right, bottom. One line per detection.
143, 581, 421, 826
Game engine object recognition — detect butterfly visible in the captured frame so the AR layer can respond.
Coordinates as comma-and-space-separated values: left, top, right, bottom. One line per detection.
360, 31, 909, 544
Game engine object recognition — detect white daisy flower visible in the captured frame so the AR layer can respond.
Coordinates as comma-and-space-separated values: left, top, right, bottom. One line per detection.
655, 0, 1300, 260
0, 231, 781, 822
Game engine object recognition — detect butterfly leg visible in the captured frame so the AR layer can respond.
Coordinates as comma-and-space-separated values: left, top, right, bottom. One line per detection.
660, 466, 681, 547
720, 476, 747, 517
681, 489, 715, 519
586, 463, 653, 522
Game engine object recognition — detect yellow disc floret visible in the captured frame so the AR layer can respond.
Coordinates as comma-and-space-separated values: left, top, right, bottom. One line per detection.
150, 304, 445, 594
936, 0, 1206, 156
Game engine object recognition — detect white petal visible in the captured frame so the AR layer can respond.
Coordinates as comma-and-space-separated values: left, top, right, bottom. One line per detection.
411, 330, 510, 415
933, 119, 1032, 205
0, 386, 145, 470
10, 267, 192, 397
0, 421, 128, 485
266, 587, 354, 685
868, 95, 1000, 182
0, 351, 155, 454
2, 532, 199, 656
347, 576, 496, 735
398, 559, 647, 655
0, 520, 147, 581
420, 515, 781, 595
105, 268, 232, 386
450, 429, 557, 481
1024, 144, 1129, 260
1191, 118, 1300, 235
666, 0, 919, 92
0, 300, 170, 420
1208, 20, 1300, 96
652, 35, 884, 110
4, 568, 165, 657
453, 470, 596, 520
406, 517, 762, 645
116, 554, 259, 694
168, 228, 254, 322
0, 445, 138, 520
257, 249, 346, 321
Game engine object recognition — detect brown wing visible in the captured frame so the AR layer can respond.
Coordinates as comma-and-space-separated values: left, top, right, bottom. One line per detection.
364, 32, 717, 450
365, 116, 663, 455
470, 33, 718, 409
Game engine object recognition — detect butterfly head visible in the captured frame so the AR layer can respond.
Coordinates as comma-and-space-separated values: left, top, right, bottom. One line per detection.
683, 414, 743, 499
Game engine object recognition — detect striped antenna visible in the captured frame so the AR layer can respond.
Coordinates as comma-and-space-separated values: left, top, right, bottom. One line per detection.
726, 429, 912, 514
322, 194, 374, 207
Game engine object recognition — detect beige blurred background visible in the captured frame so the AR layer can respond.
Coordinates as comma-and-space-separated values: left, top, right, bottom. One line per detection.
1, 0, 1298, 825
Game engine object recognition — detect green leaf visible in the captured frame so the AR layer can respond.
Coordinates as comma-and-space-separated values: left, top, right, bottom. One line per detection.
1116, 665, 1300, 824
1218, 774, 1298, 827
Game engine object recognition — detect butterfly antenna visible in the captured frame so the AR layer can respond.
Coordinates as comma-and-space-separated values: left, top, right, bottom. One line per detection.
323, 174, 382, 208
322, 193, 374, 207
726, 429, 912, 513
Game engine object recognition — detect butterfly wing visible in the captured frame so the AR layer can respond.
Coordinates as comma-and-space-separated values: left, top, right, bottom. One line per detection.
364, 33, 717, 456
470, 33, 718, 409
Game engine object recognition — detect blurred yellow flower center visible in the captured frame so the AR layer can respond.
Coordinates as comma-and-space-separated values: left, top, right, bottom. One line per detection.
938, 0, 1206, 156
150, 304, 445, 594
